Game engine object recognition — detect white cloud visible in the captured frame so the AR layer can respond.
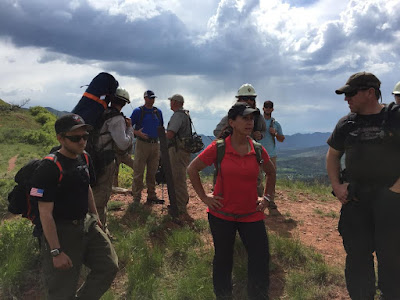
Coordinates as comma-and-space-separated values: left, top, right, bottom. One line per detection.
0, 0, 399, 136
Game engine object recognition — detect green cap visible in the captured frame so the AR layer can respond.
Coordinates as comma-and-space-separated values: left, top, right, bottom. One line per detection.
335, 72, 381, 94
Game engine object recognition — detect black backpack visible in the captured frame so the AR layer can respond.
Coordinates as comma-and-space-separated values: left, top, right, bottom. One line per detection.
7, 154, 62, 236
7, 152, 89, 236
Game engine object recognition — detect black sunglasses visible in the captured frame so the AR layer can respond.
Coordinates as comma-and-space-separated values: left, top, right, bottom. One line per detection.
238, 96, 256, 101
344, 90, 358, 97
344, 88, 371, 98
64, 134, 89, 143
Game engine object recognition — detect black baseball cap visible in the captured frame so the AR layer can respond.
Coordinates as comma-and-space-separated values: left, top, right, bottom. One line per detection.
55, 114, 93, 134
264, 100, 274, 108
335, 72, 381, 94
228, 103, 258, 119
144, 90, 157, 98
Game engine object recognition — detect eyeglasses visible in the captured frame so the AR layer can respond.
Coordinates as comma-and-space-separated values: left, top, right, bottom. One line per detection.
264, 105, 273, 109
394, 94, 400, 97
64, 134, 89, 143
238, 96, 256, 102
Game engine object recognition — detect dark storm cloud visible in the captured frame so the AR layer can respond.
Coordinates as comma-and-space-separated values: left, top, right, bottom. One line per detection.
0, 0, 286, 81
1, 0, 398, 84
0, 0, 209, 75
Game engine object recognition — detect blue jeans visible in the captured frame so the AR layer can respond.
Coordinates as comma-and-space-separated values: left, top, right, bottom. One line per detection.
208, 213, 270, 300
338, 186, 400, 300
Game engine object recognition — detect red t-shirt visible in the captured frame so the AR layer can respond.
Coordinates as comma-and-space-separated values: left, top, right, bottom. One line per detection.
198, 135, 270, 222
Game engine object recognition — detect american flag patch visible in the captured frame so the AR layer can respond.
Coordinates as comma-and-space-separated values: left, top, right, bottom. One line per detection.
30, 188, 44, 197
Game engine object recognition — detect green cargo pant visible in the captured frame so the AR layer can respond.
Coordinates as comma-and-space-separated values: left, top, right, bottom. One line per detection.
41, 213, 119, 300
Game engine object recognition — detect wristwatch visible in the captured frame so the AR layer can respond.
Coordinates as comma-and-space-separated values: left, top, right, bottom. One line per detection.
50, 248, 62, 257
263, 195, 272, 204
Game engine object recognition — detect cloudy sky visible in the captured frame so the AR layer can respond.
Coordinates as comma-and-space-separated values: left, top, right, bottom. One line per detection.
1, 0, 399, 135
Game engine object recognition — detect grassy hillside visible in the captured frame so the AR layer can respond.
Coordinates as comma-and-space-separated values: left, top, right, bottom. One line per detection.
0, 101, 58, 217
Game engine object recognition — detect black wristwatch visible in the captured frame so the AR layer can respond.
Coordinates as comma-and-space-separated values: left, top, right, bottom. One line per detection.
50, 248, 62, 257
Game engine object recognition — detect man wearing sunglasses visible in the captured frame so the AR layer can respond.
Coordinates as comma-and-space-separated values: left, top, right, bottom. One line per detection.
326, 72, 400, 300
92, 88, 134, 232
213, 83, 266, 140
31, 114, 118, 299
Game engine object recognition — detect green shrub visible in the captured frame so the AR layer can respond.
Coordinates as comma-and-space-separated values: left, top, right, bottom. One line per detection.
34, 113, 53, 125
0, 128, 25, 144
0, 219, 39, 297
29, 106, 48, 116
22, 130, 57, 146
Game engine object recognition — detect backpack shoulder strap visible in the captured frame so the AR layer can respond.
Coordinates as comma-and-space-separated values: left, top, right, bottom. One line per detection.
215, 139, 226, 175
137, 106, 145, 128
213, 139, 226, 186
269, 118, 275, 128
152, 106, 163, 126
43, 153, 63, 183
82, 151, 90, 166
252, 139, 264, 165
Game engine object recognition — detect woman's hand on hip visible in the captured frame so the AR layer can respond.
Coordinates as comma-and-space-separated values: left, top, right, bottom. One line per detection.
201, 193, 223, 210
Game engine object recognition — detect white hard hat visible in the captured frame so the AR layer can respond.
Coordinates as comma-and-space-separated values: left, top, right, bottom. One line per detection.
236, 83, 257, 97
393, 81, 400, 95
115, 88, 130, 103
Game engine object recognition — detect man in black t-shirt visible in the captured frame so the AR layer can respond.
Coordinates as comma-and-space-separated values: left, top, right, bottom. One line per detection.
326, 72, 400, 300
30, 114, 118, 300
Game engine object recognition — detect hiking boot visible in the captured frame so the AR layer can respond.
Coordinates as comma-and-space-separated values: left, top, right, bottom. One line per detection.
127, 200, 141, 212
268, 208, 280, 216
146, 198, 165, 205
173, 213, 195, 225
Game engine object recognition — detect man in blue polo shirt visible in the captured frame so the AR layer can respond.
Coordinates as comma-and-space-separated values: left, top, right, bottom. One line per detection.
130, 90, 164, 204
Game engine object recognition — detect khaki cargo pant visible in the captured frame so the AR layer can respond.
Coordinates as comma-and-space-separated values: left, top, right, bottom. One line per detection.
168, 146, 190, 215
132, 139, 160, 200
41, 213, 119, 300
93, 161, 117, 226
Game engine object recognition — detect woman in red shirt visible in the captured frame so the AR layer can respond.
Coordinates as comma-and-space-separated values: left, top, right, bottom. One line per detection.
188, 103, 276, 300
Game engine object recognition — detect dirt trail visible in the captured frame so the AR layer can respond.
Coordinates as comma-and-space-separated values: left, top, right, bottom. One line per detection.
7, 154, 18, 173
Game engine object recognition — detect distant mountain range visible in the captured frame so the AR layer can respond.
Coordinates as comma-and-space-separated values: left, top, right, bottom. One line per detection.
199, 132, 330, 152
44, 106, 331, 182
199, 134, 330, 182
45, 107, 70, 117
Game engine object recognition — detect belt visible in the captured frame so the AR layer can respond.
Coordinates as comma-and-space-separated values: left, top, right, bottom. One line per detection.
213, 210, 257, 220
56, 219, 85, 225
137, 136, 159, 144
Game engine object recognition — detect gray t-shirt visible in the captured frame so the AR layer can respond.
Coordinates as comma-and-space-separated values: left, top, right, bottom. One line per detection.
167, 109, 192, 141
